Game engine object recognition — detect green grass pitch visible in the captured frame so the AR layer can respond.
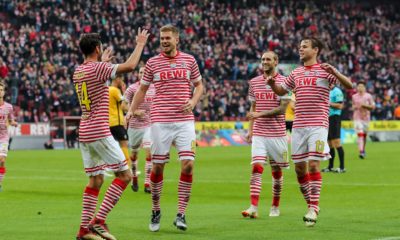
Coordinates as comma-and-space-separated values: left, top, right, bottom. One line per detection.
0, 142, 399, 240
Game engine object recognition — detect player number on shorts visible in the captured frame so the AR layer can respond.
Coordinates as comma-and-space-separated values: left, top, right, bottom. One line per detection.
315, 140, 325, 153
75, 82, 92, 111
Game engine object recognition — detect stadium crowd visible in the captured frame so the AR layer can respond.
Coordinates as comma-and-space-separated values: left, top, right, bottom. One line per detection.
0, 0, 399, 122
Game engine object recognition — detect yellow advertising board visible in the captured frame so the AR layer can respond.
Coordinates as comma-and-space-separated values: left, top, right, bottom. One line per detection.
196, 121, 400, 131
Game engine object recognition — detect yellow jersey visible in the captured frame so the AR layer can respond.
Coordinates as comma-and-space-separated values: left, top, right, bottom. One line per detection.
109, 86, 125, 127
285, 92, 295, 122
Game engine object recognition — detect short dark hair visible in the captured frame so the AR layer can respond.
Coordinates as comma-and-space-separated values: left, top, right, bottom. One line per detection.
357, 81, 366, 86
79, 33, 102, 56
302, 37, 324, 56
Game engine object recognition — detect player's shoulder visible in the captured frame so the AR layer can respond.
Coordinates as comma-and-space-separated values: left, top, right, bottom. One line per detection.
109, 85, 117, 92
333, 87, 343, 93
147, 54, 164, 64
179, 51, 195, 59
275, 73, 286, 82
3, 102, 12, 108
249, 75, 264, 86
126, 83, 137, 91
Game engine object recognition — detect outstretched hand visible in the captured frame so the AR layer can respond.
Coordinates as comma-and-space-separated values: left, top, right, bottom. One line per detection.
136, 27, 150, 45
101, 47, 115, 62
320, 63, 337, 75
265, 76, 275, 86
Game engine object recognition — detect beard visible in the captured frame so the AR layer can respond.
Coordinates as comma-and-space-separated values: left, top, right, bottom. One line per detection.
263, 66, 273, 75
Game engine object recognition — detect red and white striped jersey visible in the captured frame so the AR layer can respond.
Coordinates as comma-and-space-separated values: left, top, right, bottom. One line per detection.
0, 102, 14, 143
249, 73, 289, 137
124, 82, 155, 129
73, 61, 117, 142
141, 51, 201, 123
281, 63, 338, 129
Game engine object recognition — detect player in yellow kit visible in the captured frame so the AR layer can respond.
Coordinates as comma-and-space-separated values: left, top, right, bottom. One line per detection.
109, 76, 130, 166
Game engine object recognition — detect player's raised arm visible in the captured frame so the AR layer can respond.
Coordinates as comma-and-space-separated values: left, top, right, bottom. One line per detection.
266, 76, 288, 96
320, 63, 353, 89
116, 28, 150, 74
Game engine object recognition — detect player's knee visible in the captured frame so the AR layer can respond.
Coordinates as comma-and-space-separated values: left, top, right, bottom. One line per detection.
308, 161, 320, 173
116, 170, 132, 184
333, 139, 341, 148
152, 163, 164, 175
89, 175, 104, 189
130, 151, 138, 161
295, 163, 307, 177
181, 160, 193, 175
252, 164, 264, 174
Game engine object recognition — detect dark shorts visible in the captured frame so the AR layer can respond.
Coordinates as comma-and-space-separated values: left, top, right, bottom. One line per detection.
328, 115, 341, 140
110, 126, 128, 141
286, 121, 293, 133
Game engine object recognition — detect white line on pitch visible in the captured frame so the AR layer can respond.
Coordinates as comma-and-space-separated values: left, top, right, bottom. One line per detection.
5, 176, 400, 187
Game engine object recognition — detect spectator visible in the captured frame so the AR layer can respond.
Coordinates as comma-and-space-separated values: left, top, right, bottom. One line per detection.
0, 0, 399, 122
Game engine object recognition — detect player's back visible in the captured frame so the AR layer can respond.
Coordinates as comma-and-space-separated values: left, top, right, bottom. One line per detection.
73, 61, 117, 142
285, 63, 337, 129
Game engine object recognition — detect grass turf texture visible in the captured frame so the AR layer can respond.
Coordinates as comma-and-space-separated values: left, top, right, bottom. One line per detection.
0, 142, 399, 240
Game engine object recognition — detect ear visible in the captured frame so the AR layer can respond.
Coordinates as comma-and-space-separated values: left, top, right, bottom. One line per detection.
96, 45, 101, 55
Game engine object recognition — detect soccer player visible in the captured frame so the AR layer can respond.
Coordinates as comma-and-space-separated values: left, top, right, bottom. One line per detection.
267, 37, 352, 227
126, 24, 204, 232
124, 66, 156, 193
109, 75, 129, 170
241, 51, 290, 219
323, 85, 346, 173
352, 81, 375, 159
285, 92, 295, 133
73, 29, 149, 240
0, 82, 17, 192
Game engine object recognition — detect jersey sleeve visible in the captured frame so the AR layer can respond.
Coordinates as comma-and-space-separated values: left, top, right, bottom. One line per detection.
281, 72, 295, 92
327, 73, 338, 85
190, 58, 202, 83
248, 82, 255, 102
96, 62, 118, 83
141, 61, 154, 85
124, 86, 134, 104
368, 94, 375, 107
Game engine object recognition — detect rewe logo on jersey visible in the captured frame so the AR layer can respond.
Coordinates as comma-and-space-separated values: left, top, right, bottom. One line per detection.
154, 69, 190, 81
298, 77, 317, 86
255, 92, 277, 100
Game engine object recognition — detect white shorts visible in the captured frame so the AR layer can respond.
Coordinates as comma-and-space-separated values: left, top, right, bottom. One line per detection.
0, 142, 8, 157
291, 127, 330, 163
251, 136, 289, 168
151, 121, 196, 164
354, 121, 369, 134
128, 127, 152, 152
80, 136, 129, 176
